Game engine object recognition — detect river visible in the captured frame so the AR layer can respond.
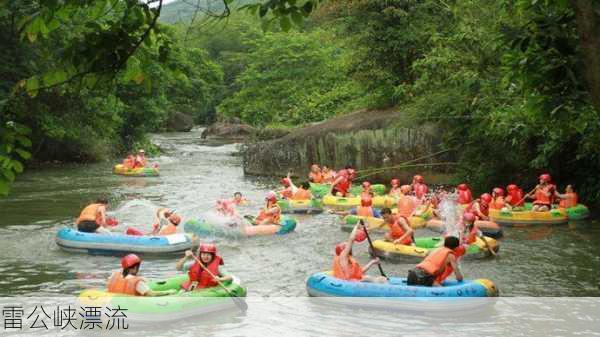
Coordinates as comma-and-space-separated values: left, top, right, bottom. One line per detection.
0, 129, 599, 335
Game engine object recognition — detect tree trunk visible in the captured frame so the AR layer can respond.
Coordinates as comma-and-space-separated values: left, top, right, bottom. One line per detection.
571, 0, 600, 111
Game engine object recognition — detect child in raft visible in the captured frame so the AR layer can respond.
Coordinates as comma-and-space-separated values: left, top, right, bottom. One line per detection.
175, 244, 232, 291
321, 166, 335, 184
555, 184, 578, 208
308, 164, 324, 183
254, 191, 282, 226
526, 173, 556, 212
333, 224, 387, 283
133, 149, 147, 168
407, 236, 464, 287
412, 175, 429, 200
76, 198, 112, 234
231, 192, 249, 206
489, 187, 506, 210
388, 178, 402, 197
107, 254, 176, 296
468, 193, 491, 221
290, 181, 313, 200
381, 208, 414, 246
278, 173, 298, 199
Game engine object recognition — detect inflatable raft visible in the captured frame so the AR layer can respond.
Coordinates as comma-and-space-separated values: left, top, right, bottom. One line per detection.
113, 164, 159, 177
307, 272, 498, 298
323, 195, 395, 209
563, 204, 590, 220
277, 199, 323, 214
489, 207, 568, 226
79, 274, 246, 323
426, 219, 503, 239
55, 227, 192, 255
370, 236, 498, 261
184, 216, 297, 237
310, 183, 387, 199
341, 214, 426, 232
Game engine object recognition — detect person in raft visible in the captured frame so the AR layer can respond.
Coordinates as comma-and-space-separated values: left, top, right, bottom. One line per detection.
175, 244, 232, 291
555, 184, 578, 208
489, 187, 506, 210
308, 164, 324, 183
389, 178, 402, 197
231, 192, 249, 206
321, 166, 335, 184
381, 208, 414, 245
527, 173, 556, 212
468, 193, 491, 221
505, 184, 525, 208
133, 149, 147, 168
333, 224, 387, 283
76, 198, 112, 234
329, 165, 355, 197
255, 191, 282, 225
456, 183, 473, 205
278, 174, 298, 199
151, 208, 181, 235
407, 236, 464, 287
122, 154, 135, 169
459, 212, 481, 245
412, 175, 429, 200
290, 181, 313, 200
107, 254, 176, 296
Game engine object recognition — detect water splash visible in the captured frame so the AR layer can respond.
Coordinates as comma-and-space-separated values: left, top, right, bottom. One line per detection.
438, 191, 462, 237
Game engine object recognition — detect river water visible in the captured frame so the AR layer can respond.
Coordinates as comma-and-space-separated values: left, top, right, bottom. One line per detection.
0, 129, 599, 335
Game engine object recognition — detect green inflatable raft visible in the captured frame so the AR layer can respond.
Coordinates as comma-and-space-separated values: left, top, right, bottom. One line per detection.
309, 183, 386, 198
78, 274, 246, 323
520, 202, 590, 220
277, 199, 324, 214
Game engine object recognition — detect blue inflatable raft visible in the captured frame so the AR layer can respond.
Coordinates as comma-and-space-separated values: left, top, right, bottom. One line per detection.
55, 227, 193, 255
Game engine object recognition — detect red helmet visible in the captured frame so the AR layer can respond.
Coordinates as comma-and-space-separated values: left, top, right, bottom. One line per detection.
280, 178, 291, 187
539, 173, 551, 183
121, 254, 141, 269
457, 183, 468, 191
463, 212, 476, 223
492, 187, 504, 197
480, 193, 492, 204
391, 178, 400, 187
198, 243, 217, 254
507, 184, 518, 191
335, 242, 346, 256
362, 181, 371, 189
266, 191, 277, 201
168, 214, 181, 225
360, 196, 373, 207
354, 228, 367, 243
414, 175, 424, 183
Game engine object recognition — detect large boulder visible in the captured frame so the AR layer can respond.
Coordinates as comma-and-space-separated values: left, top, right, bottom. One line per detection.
167, 112, 194, 132
201, 121, 256, 140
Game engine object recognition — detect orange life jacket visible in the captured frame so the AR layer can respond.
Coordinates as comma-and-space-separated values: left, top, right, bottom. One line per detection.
333, 170, 351, 195
506, 189, 525, 207
182, 256, 223, 290
107, 272, 143, 296
414, 183, 429, 199
332, 255, 363, 281
123, 156, 134, 169
534, 185, 553, 205
559, 192, 578, 208
417, 247, 454, 277
397, 195, 416, 218
158, 223, 177, 235
490, 196, 505, 210
256, 202, 281, 224
388, 220, 413, 245
290, 188, 312, 200
309, 172, 323, 184
76, 204, 102, 225
356, 206, 374, 217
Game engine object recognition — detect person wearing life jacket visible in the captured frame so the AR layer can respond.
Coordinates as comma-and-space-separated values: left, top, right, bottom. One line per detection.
278, 176, 297, 199
388, 178, 402, 197
382, 208, 414, 245
107, 254, 175, 296
350, 195, 382, 218
396, 185, 417, 218
255, 191, 282, 225
489, 187, 506, 210
330, 165, 355, 197
156, 213, 181, 235
290, 181, 313, 200
457, 184, 473, 205
460, 212, 480, 245
231, 192, 249, 206
133, 149, 147, 169
332, 224, 387, 283
308, 164, 324, 184
527, 173, 556, 212
412, 175, 429, 200
407, 236, 464, 286
469, 193, 491, 220
556, 184, 578, 208
322, 166, 335, 184
177, 244, 232, 291
146, 208, 179, 235
76, 198, 111, 234
360, 181, 373, 199
122, 155, 135, 170
505, 184, 525, 208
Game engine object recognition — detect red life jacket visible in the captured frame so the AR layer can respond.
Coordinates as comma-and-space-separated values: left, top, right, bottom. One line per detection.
534, 185, 554, 205
388, 220, 413, 245
507, 189, 525, 207
333, 170, 351, 195
356, 206, 374, 217
181, 256, 224, 290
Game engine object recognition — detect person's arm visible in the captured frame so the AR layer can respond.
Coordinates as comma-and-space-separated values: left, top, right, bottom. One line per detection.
448, 255, 463, 281
339, 225, 358, 270
393, 220, 414, 245
137, 280, 176, 297
362, 258, 380, 273
97, 206, 107, 226
175, 250, 193, 271
329, 176, 343, 194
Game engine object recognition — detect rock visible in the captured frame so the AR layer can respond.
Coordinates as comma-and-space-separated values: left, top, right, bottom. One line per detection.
201, 122, 256, 140
167, 112, 194, 132
243, 109, 454, 183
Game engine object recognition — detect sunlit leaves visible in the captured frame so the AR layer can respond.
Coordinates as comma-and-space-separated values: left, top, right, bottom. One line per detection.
0, 122, 31, 196
241, 0, 319, 31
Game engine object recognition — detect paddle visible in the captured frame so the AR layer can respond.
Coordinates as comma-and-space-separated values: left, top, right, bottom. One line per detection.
189, 254, 248, 312
359, 220, 387, 279
515, 186, 538, 208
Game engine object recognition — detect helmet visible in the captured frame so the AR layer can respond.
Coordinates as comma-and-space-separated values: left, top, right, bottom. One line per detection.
480, 193, 492, 204
199, 243, 217, 254
391, 178, 400, 187
463, 212, 476, 223
539, 173, 551, 183
335, 242, 346, 256
354, 228, 367, 243
457, 183, 468, 191
138, 149, 145, 153
168, 214, 181, 225
121, 254, 141, 269
492, 187, 505, 197
414, 175, 424, 183
266, 191, 277, 201
360, 196, 373, 207
362, 181, 371, 189
400, 185, 412, 194
280, 178, 291, 187
507, 184, 517, 191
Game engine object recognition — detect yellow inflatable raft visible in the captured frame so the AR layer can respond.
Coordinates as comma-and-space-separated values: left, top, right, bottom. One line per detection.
323, 195, 396, 209
113, 164, 159, 177
371, 236, 498, 261
489, 208, 568, 226
341, 214, 426, 232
